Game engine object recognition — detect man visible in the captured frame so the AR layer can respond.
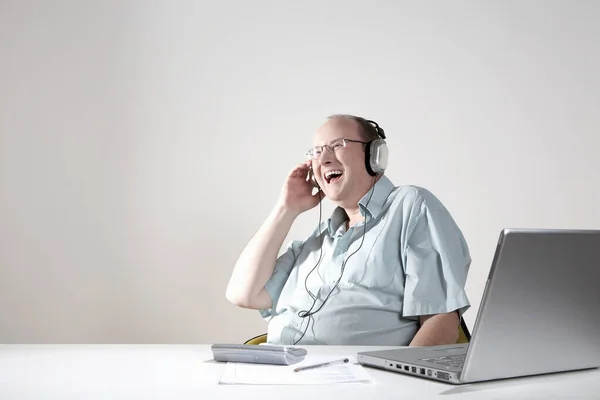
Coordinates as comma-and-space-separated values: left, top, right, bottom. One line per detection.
226, 114, 471, 346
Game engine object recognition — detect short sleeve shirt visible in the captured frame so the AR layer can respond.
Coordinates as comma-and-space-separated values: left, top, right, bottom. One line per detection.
259, 175, 471, 345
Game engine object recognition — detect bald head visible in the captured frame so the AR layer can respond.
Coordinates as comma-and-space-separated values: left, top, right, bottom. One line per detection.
314, 116, 362, 145
326, 114, 382, 142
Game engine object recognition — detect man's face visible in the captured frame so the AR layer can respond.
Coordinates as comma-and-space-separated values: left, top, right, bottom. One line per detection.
310, 118, 373, 208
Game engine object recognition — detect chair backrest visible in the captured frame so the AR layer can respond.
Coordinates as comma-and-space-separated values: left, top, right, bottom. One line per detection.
457, 317, 471, 344
244, 333, 268, 345
245, 318, 472, 345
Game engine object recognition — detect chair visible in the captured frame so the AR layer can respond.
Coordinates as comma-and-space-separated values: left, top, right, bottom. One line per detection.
457, 317, 471, 344
244, 317, 472, 345
244, 333, 269, 345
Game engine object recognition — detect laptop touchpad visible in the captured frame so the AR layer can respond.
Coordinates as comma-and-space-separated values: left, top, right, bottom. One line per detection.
432, 347, 465, 353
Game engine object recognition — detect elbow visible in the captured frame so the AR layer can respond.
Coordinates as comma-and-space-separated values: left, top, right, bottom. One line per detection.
225, 286, 252, 308
226, 286, 271, 310
225, 286, 242, 306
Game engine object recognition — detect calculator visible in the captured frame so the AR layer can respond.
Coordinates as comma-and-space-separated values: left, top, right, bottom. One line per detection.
211, 343, 307, 365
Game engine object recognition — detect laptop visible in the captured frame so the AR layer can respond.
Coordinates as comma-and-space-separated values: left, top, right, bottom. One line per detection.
357, 228, 600, 384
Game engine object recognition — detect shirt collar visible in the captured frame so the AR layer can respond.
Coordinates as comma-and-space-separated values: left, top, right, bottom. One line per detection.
325, 175, 396, 237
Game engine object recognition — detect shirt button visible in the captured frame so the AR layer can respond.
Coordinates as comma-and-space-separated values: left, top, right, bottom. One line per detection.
291, 321, 298, 328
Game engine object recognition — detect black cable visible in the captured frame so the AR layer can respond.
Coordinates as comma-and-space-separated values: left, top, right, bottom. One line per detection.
293, 189, 324, 345
293, 176, 377, 345
303, 189, 324, 302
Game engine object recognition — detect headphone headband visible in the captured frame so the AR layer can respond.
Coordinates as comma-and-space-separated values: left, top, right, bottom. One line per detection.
365, 119, 386, 140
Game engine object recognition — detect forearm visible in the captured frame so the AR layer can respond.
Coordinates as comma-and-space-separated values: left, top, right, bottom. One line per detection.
409, 312, 459, 346
226, 205, 297, 309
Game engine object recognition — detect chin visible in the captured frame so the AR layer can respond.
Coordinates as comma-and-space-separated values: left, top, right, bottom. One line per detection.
323, 188, 345, 203
324, 191, 341, 201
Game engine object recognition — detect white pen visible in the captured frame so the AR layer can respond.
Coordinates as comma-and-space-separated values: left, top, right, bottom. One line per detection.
293, 358, 350, 372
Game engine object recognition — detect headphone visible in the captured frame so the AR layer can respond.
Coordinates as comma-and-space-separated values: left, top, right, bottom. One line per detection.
363, 120, 389, 176
308, 166, 320, 188
307, 119, 388, 186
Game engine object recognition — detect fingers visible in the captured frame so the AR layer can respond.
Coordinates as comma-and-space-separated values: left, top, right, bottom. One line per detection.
289, 162, 311, 177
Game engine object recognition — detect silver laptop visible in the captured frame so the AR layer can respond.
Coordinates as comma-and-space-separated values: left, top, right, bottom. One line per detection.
357, 228, 600, 384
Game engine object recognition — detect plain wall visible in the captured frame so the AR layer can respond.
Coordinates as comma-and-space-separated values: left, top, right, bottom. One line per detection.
1, 0, 599, 344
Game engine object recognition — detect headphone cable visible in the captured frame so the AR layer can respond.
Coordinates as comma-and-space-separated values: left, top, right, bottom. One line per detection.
293, 176, 377, 345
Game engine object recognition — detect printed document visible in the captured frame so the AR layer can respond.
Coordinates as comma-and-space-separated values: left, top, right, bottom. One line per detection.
218, 355, 374, 385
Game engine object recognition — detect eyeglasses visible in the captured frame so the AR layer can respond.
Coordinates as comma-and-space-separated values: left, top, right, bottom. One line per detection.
305, 138, 368, 160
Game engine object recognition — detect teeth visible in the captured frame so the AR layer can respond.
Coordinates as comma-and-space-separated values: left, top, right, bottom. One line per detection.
325, 170, 343, 179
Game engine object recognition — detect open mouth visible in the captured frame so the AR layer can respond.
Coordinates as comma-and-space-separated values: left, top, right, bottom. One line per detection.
324, 170, 343, 184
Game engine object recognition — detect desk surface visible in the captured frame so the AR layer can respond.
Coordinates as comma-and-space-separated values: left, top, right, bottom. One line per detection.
1, 345, 598, 399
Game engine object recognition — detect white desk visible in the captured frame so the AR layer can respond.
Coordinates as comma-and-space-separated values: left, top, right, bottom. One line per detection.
1, 345, 598, 399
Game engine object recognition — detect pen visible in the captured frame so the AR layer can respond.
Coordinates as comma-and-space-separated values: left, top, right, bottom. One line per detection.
293, 358, 350, 372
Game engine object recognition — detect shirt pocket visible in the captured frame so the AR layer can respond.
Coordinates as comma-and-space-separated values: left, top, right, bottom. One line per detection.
341, 228, 402, 289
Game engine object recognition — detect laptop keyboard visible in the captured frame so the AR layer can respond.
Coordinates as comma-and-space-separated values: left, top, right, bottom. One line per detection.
419, 354, 466, 368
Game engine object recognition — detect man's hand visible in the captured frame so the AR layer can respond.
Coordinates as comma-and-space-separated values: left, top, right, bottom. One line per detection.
276, 161, 324, 215
409, 311, 460, 346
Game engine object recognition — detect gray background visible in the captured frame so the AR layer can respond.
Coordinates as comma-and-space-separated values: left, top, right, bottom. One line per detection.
1, 0, 598, 344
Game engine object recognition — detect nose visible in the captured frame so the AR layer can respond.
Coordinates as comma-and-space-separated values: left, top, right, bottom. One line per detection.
318, 149, 335, 166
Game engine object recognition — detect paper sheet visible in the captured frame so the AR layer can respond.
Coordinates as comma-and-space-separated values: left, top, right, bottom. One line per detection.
218, 355, 374, 385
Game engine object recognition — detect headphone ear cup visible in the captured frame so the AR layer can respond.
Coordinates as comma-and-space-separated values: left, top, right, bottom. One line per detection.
308, 167, 320, 188
366, 139, 388, 175
364, 141, 375, 176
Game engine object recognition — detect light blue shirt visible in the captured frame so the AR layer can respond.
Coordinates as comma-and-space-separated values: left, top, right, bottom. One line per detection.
259, 175, 471, 345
